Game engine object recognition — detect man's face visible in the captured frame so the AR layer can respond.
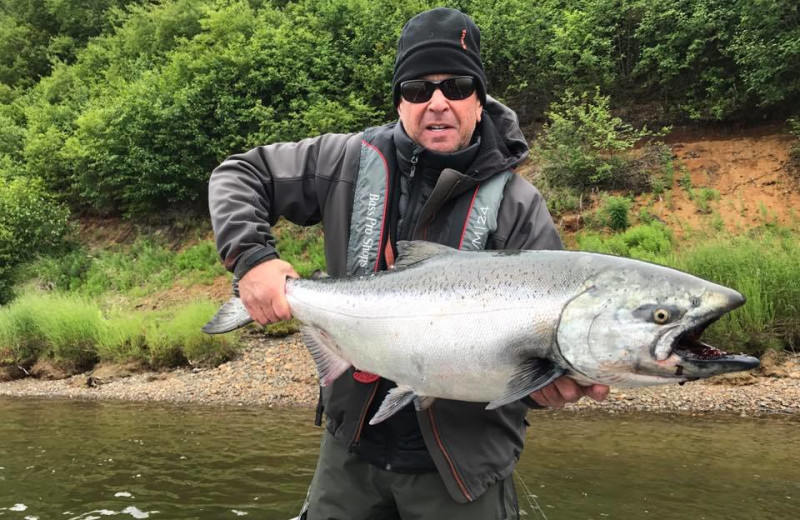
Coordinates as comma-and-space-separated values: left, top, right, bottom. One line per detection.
397, 74, 482, 153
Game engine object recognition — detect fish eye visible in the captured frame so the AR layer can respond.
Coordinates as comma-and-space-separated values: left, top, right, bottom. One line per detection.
653, 308, 671, 324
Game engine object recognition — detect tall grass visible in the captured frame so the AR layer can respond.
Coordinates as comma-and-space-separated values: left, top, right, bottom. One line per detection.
142, 301, 237, 367
672, 231, 800, 352
20, 238, 227, 297
273, 220, 326, 277
0, 293, 238, 368
577, 224, 800, 354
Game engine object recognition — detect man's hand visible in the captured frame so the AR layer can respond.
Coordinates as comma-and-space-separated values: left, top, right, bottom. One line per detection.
529, 376, 609, 409
239, 259, 299, 324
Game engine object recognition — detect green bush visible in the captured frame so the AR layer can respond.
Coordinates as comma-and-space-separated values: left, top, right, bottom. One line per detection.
694, 187, 720, 213
0, 0, 143, 89
577, 221, 674, 260
0, 176, 71, 302
537, 89, 655, 191
2, 0, 800, 218
603, 196, 632, 231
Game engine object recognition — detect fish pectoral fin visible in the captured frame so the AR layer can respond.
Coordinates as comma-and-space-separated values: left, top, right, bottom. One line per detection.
486, 358, 565, 410
393, 241, 455, 269
369, 386, 417, 425
300, 326, 352, 387
202, 298, 254, 335
414, 396, 436, 411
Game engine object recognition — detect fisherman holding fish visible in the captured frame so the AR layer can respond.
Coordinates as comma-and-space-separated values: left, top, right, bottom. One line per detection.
209, 7, 609, 519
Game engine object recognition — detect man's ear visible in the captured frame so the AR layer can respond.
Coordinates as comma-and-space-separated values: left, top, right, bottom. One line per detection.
476, 102, 483, 123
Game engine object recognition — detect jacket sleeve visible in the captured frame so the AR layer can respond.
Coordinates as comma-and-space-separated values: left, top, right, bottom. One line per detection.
489, 174, 563, 252
208, 132, 360, 279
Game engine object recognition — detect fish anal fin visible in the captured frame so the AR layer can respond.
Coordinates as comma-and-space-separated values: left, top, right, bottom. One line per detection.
394, 241, 455, 270
300, 326, 351, 387
486, 358, 565, 410
369, 386, 417, 425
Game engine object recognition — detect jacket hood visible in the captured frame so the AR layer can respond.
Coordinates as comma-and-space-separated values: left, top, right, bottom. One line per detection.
394, 96, 529, 183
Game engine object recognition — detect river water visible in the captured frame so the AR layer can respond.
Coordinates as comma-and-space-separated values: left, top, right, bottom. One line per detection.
0, 397, 797, 519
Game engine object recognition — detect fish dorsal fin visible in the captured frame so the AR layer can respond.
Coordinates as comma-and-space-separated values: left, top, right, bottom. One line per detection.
369, 385, 417, 425
300, 325, 352, 387
486, 358, 565, 410
393, 241, 455, 270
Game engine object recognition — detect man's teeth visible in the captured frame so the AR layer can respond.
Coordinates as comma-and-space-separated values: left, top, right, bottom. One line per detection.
429, 125, 447, 130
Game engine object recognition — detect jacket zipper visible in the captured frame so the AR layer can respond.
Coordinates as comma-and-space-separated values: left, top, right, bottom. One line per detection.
400, 151, 421, 239
427, 407, 473, 501
347, 381, 380, 452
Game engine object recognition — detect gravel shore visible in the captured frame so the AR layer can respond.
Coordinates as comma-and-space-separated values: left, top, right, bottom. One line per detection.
1, 333, 799, 417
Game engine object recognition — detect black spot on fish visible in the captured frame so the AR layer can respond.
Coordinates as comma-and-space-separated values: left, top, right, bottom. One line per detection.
675, 365, 684, 376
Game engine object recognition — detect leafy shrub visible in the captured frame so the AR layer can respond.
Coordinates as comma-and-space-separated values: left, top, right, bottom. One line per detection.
539, 184, 582, 216
577, 222, 673, 260
0, 177, 71, 302
537, 89, 655, 191
3, 0, 800, 218
603, 196, 632, 231
694, 187, 720, 213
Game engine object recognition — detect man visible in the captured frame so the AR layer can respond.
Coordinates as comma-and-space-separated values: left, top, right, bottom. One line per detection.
209, 7, 608, 519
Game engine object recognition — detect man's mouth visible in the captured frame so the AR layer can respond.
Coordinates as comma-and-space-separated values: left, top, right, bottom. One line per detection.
426, 124, 453, 132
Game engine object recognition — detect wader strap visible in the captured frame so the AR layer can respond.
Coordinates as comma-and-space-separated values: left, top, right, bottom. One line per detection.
346, 132, 391, 276
459, 170, 513, 251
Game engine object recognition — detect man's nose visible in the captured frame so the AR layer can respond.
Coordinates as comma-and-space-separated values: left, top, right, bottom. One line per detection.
427, 88, 449, 111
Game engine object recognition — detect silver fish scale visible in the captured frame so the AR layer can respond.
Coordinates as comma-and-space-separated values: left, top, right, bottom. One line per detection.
285, 250, 597, 402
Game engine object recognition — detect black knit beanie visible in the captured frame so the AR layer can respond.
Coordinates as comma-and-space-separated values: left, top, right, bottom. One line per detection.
392, 7, 487, 107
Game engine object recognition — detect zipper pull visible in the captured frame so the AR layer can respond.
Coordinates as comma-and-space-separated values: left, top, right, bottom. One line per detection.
409, 153, 419, 180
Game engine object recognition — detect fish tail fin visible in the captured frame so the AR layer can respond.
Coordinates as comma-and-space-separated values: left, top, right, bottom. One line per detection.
202, 297, 254, 334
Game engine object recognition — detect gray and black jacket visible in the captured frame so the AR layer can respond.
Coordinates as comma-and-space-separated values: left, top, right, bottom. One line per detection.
208, 98, 563, 503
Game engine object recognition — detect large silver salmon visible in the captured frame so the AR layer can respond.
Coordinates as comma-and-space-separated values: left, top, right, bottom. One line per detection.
203, 241, 758, 424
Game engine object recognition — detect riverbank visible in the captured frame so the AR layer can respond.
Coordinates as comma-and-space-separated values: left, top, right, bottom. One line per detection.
1, 333, 799, 416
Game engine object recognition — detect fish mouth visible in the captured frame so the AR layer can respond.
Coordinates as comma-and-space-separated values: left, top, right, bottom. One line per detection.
673, 319, 727, 362
669, 317, 759, 378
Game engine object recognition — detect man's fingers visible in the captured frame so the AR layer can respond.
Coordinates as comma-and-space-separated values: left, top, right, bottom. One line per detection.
540, 384, 563, 409
244, 300, 269, 325
553, 377, 583, 403
529, 377, 611, 409
238, 259, 298, 324
272, 297, 293, 322
584, 384, 610, 402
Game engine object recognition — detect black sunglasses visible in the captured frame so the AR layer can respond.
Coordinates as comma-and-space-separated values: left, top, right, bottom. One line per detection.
399, 76, 476, 103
